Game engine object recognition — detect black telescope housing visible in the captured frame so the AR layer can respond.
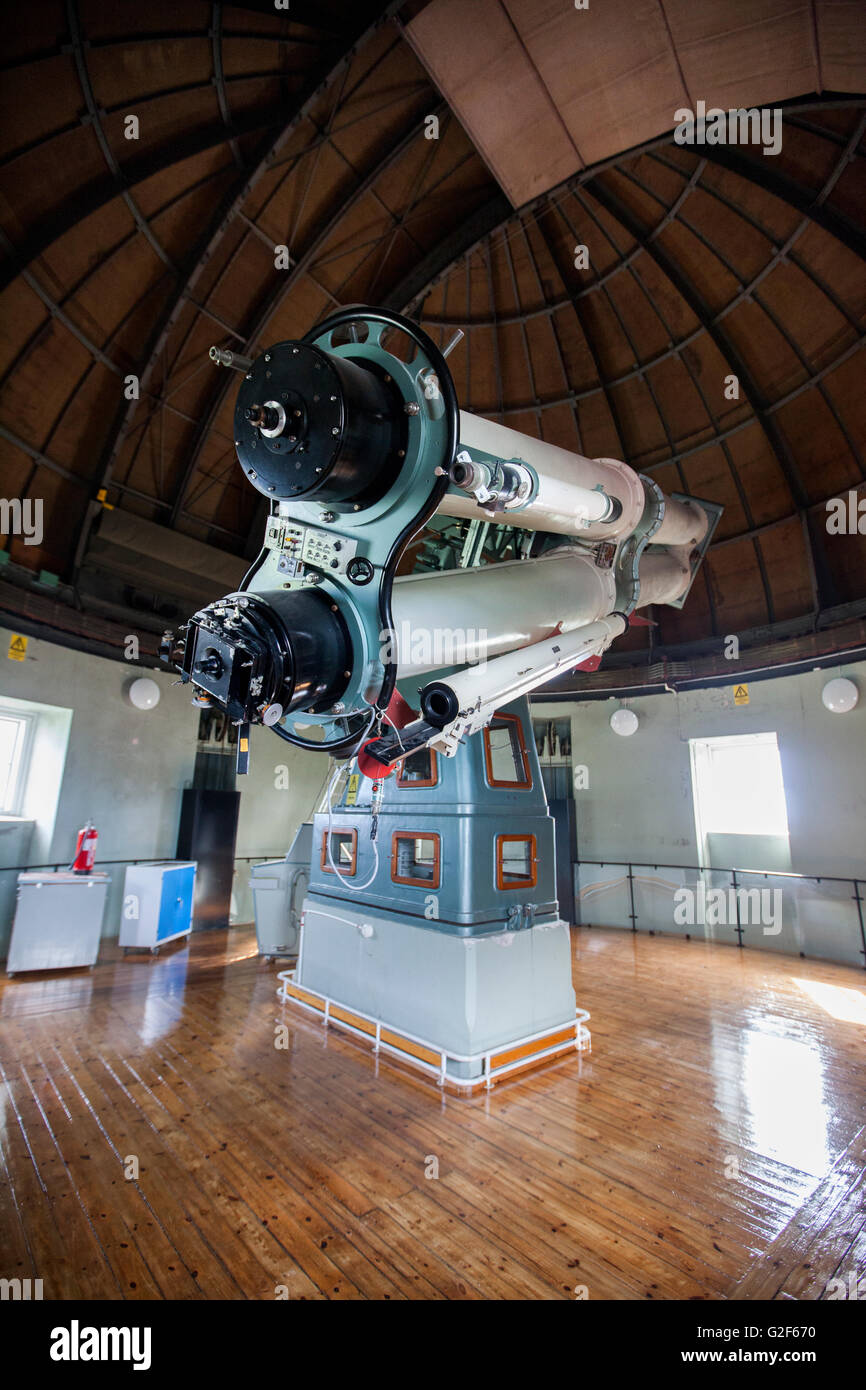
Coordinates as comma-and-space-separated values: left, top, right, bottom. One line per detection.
234, 339, 405, 504
161, 306, 459, 760
163, 588, 350, 725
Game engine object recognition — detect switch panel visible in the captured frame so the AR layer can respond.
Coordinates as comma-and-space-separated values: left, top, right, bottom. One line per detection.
265, 518, 359, 575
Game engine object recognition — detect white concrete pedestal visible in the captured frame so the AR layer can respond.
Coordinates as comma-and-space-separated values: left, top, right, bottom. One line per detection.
296, 895, 580, 1082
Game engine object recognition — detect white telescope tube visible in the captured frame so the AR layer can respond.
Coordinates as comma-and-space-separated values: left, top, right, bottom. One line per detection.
635, 547, 693, 607
422, 614, 627, 754
391, 547, 616, 676
443, 412, 646, 539
442, 411, 710, 551
653, 496, 709, 547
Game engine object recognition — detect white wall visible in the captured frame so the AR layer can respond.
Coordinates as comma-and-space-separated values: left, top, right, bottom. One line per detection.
0, 626, 201, 949
0, 626, 200, 866
533, 657, 866, 881
0, 626, 335, 947
231, 725, 330, 924
236, 725, 329, 860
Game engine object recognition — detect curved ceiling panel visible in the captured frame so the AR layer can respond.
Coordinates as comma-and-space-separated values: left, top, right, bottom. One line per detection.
0, 0, 863, 681
413, 108, 866, 661
405, 0, 866, 206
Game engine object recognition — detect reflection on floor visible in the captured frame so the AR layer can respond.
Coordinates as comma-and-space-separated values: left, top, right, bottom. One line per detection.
0, 925, 863, 1300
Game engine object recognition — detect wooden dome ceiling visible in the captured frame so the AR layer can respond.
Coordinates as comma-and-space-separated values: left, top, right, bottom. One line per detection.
1, 0, 865, 683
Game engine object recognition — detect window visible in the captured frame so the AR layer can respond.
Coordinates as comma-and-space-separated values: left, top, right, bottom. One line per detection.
391, 832, 440, 888
320, 828, 358, 875
496, 834, 538, 890
396, 747, 438, 788
0, 710, 33, 816
690, 733, 790, 842
483, 713, 531, 789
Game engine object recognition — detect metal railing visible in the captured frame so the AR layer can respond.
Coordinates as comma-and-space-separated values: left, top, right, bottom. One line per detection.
277, 967, 591, 1091
0, 855, 273, 873
574, 858, 866, 970
4, 852, 863, 971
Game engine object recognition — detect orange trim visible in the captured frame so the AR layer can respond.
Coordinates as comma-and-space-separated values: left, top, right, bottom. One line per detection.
390, 831, 441, 889
330, 1004, 377, 1037
379, 1027, 441, 1066
483, 712, 532, 789
280, 980, 584, 1091
496, 833, 538, 890
285, 982, 325, 1012
320, 827, 358, 875
396, 747, 438, 788
490, 1025, 576, 1070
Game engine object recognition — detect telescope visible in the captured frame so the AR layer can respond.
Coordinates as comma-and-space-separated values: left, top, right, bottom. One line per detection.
161, 305, 721, 1088
162, 306, 718, 769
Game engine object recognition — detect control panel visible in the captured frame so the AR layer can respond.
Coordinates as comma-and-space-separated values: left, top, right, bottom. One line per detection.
265, 517, 360, 579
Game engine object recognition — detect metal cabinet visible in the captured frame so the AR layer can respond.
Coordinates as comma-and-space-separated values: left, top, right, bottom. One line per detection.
250, 823, 313, 960
250, 860, 307, 959
120, 862, 197, 953
6, 872, 109, 975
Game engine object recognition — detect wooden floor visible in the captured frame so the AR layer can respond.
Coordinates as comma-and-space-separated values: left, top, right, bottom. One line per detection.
1, 925, 864, 1300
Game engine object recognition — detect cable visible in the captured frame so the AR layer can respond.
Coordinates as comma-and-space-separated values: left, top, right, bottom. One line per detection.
381, 709, 407, 756
285, 702, 370, 727
238, 500, 276, 591
270, 706, 377, 757
325, 758, 381, 892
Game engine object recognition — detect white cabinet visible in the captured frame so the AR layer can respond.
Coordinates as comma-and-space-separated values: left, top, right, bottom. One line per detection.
120, 862, 196, 953
6, 872, 109, 975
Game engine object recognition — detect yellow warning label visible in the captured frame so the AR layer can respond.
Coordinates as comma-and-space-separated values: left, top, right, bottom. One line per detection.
733, 683, 749, 706
346, 773, 360, 807
7, 633, 27, 662
240, 737, 249, 752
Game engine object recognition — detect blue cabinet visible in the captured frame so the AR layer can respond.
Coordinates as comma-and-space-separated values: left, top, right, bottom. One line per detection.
120, 862, 197, 952
157, 865, 195, 942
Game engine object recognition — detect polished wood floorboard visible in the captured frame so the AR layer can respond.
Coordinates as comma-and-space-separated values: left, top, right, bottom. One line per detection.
0, 926, 863, 1300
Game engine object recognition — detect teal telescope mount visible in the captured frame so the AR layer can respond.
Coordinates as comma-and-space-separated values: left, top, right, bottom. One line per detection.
161, 305, 721, 1087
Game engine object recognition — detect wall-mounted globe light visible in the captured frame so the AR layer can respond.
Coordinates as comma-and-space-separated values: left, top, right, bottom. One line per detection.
610, 707, 639, 737
128, 676, 161, 711
821, 676, 859, 714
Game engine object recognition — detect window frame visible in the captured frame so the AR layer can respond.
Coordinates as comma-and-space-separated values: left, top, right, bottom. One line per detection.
0, 707, 35, 817
320, 827, 358, 876
390, 831, 441, 889
395, 747, 439, 789
483, 712, 532, 790
689, 731, 790, 851
496, 833, 538, 891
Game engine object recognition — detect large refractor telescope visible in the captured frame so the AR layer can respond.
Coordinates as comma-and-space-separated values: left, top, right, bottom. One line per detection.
161, 306, 721, 770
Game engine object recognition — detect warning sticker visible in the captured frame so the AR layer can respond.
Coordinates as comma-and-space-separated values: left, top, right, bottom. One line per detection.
346, 773, 360, 807
7, 633, 27, 662
733, 683, 749, 706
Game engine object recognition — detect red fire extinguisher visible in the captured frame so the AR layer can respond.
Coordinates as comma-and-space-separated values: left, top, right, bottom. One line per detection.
70, 821, 98, 874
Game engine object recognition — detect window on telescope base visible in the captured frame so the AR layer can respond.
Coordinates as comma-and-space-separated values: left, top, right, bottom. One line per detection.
321, 828, 358, 875
396, 747, 438, 788
484, 713, 531, 788
496, 834, 538, 890
391, 832, 440, 888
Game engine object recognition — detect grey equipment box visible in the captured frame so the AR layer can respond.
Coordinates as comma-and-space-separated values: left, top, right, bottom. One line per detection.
250, 822, 312, 961
6, 872, 109, 975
